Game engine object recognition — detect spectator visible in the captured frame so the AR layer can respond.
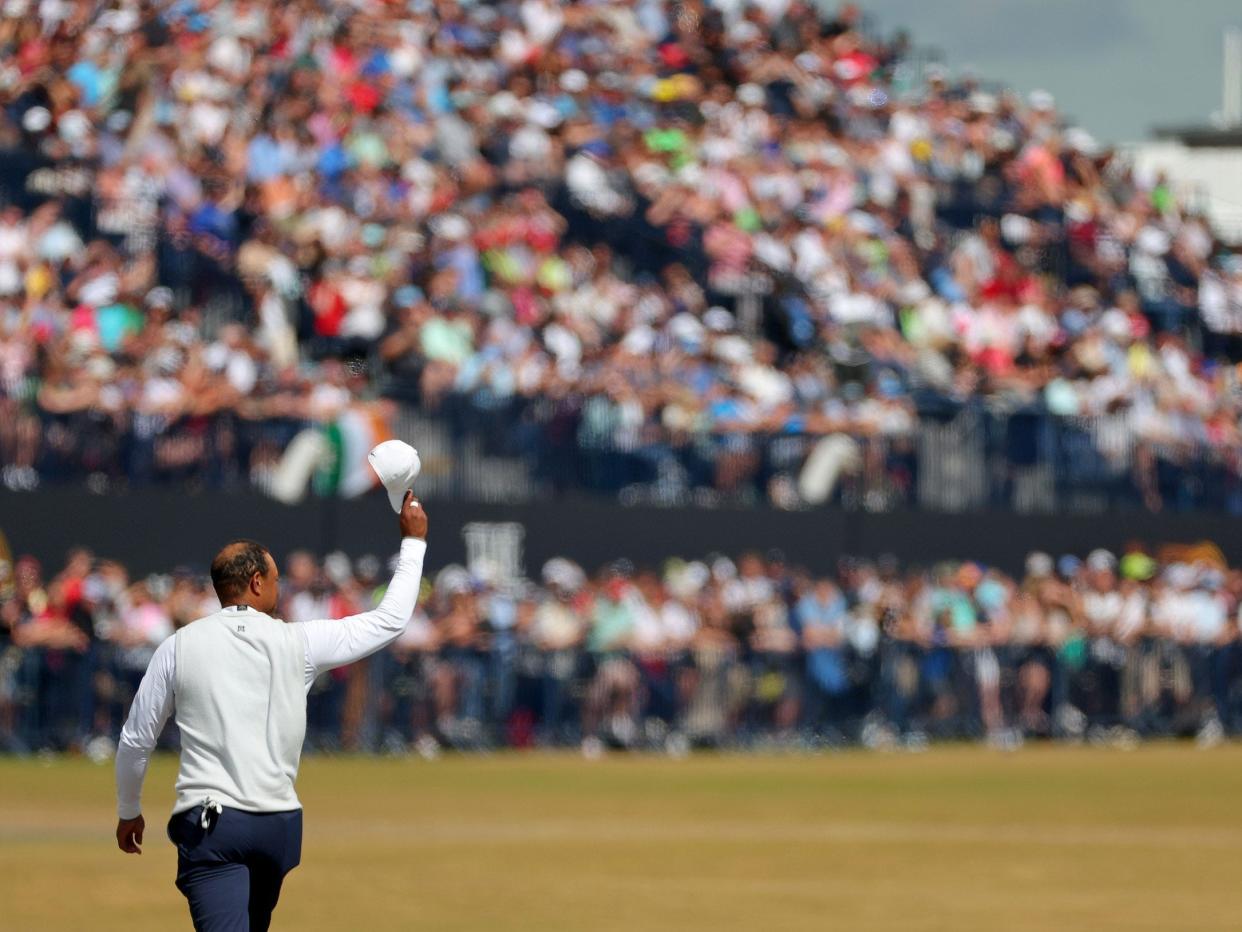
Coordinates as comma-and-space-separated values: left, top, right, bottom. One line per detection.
0, 0, 1238, 515
3, 539, 1242, 753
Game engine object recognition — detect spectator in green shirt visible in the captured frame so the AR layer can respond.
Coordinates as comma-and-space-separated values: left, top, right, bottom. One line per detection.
583, 571, 640, 752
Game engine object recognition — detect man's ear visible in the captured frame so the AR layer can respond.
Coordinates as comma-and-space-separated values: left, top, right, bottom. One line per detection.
251, 572, 264, 596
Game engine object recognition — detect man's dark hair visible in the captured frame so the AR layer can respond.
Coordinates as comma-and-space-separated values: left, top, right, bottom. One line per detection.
210, 540, 272, 602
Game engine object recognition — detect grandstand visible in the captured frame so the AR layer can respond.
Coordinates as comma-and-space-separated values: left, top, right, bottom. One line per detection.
0, 0, 1238, 756
4, 3, 1242, 929
0, 0, 1239, 514
5, 0, 1242, 757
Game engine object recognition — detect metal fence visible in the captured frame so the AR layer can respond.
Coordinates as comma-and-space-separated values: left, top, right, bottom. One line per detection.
6, 635, 1237, 755
390, 397, 1242, 516
10, 398, 1242, 516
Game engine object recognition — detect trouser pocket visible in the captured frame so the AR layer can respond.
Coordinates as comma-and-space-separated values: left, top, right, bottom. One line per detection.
167, 808, 206, 848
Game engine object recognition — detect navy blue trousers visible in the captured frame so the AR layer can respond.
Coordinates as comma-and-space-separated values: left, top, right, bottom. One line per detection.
167, 806, 303, 931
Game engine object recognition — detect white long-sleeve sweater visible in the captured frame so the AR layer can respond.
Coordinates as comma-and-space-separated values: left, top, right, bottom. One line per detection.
115, 538, 426, 819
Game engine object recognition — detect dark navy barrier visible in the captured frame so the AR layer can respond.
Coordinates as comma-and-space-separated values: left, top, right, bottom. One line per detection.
4, 490, 1242, 575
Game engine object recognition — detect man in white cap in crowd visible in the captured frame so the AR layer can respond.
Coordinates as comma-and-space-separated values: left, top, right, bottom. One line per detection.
114, 457, 427, 931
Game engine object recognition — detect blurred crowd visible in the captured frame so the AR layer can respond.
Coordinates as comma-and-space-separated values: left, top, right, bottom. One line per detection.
3, 540, 1240, 755
0, 1, 1241, 508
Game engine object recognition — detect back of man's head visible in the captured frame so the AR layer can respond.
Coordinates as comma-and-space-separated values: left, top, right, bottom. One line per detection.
211, 540, 271, 605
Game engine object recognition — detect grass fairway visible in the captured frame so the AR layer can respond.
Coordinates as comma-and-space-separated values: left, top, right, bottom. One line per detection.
1, 746, 1240, 931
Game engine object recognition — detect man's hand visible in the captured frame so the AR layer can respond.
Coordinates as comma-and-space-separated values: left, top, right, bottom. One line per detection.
399, 491, 428, 540
117, 815, 145, 854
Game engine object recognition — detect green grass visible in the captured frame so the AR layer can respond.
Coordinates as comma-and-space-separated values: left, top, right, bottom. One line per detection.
2, 746, 1240, 930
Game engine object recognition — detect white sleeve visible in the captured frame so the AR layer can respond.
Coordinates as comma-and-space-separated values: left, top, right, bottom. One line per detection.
115, 635, 177, 819
297, 538, 426, 682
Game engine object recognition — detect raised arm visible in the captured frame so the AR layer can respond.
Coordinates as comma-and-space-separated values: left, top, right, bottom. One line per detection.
298, 492, 429, 680
115, 634, 176, 853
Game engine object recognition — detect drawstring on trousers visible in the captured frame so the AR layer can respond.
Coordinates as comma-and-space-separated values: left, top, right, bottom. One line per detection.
200, 798, 223, 831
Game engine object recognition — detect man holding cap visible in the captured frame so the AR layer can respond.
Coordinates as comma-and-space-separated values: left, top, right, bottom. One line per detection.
113, 488, 428, 931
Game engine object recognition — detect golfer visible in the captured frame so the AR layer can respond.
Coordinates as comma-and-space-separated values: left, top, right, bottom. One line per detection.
114, 492, 428, 930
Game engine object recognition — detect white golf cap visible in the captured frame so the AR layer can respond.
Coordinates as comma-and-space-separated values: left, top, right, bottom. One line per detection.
367, 440, 421, 513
